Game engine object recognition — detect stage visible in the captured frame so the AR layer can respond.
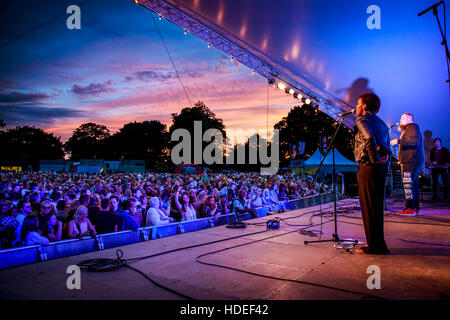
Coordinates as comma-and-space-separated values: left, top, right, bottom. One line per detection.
0, 196, 449, 300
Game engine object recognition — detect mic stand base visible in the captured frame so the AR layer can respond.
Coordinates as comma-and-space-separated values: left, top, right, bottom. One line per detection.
304, 234, 360, 254
227, 213, 246, 228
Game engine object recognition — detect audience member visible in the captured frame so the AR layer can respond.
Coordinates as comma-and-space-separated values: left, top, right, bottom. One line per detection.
68, 206, 97, 238
146, 197, 174, 226
21, 215, 49, 246
0, 171, 329, 250
94, 198, 121, 234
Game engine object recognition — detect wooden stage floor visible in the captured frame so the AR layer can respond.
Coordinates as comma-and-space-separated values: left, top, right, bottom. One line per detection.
1, 196, 449, 300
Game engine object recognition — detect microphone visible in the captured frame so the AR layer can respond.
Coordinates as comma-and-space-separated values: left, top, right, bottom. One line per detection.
389, 122, 399, 128
418, 1, 443, 16
338, 109, 355, 117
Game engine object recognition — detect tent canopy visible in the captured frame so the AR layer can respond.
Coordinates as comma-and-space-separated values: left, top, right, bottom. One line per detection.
304, 150, 357, 167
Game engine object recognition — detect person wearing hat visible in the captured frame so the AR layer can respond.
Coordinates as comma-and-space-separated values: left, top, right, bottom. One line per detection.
390, 113, 425, 216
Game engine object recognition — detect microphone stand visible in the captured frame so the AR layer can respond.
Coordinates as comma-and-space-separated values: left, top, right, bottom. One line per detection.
419, 2, 450, 92
385, 125, 397, 211
304, 115, 358, 253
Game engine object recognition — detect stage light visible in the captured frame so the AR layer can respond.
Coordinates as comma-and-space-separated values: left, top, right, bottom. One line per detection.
294, 92, 303, 100
268, 78, 275, 85
159, 15, 162, 20
289, 88, 295, 95
208, 43, 211, 48
305, 98, 311, 105
230, 56, 234, 62
252, 70, 256, 75
184, 30, 188, 35
277, 82, 286, 90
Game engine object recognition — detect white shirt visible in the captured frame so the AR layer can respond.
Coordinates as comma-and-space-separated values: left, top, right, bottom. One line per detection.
182, 205, 197, 221
71, 220, 88, 236
146, 207, 170, 226
26, 231, 50, 246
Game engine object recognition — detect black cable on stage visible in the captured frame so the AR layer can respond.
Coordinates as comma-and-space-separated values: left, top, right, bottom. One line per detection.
280, 219, 312, 227
334, 218, 450, 247
77, 228, 274, 299
394, 238, 450, 247
78, 249, 195, 300
124, 263, 195, 300
127, 228, 270, 263
341, 213, 450, 228
244, 205, 331, 227
402, 215, 450, 225
76, 203, 389, 300
76, 207, 336, 299
194, 223, 386, 300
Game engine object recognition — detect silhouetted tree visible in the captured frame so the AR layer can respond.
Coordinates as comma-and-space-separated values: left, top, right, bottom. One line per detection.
227, 133, 274, 172
274, 105, 354, 167
107, 120, 169, 169
169, 101, 226, 166
0, 119, 5, 128
64, 122, 110, 160
0, 126, 64, 169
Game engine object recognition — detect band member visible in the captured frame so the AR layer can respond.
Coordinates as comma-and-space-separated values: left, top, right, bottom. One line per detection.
353, 93, 391, 255
430, 138, 449, 200
390, 113, 425, 216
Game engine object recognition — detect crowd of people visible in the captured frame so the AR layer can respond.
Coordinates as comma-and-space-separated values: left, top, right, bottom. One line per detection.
0, 171, 328, 250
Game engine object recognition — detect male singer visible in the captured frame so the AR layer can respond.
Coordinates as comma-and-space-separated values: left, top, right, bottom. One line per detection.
390, 113, 425, 216
353, 93, 391, 255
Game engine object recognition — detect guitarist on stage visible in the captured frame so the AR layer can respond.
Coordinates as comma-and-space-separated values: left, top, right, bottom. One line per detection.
430, 138, 449, 201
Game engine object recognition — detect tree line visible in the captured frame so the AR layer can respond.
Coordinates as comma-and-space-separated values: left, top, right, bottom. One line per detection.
0, 101, 355, 171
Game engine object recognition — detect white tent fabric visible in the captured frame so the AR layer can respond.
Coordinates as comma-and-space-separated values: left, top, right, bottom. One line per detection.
304, 150, 357, 167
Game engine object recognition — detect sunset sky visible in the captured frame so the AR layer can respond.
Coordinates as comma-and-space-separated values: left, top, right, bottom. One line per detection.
1, 0, 449, 144
0, 0, 296, 143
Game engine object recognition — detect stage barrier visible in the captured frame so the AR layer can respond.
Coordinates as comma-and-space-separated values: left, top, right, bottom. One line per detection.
0, 192, 335, 269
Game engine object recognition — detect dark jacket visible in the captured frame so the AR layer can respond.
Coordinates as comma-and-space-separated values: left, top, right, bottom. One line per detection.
117, 210, 139, 231
398, 123, 425, 166
354, 112, 390, 164
430, 146, 450, 165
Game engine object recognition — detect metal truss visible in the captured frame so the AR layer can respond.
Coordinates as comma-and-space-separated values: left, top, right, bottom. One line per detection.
132, 0, 356, 129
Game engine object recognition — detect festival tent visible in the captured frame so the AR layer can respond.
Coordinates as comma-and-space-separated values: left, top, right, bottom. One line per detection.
303, 149, 357, 175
